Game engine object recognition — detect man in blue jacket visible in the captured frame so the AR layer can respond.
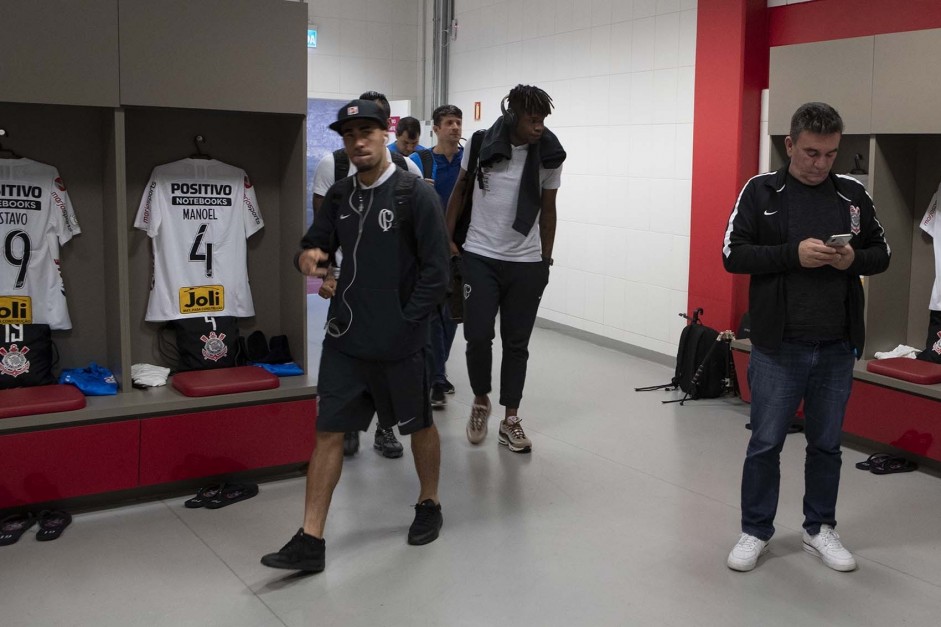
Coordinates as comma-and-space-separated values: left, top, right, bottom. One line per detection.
723, 102, 890, 573
261, 99, 450, 573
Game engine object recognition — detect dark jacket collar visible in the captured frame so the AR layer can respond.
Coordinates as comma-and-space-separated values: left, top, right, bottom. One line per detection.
764, 162, 857, 199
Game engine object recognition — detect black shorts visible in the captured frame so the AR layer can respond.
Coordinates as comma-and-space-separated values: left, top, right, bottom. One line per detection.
316, 345, 433, 435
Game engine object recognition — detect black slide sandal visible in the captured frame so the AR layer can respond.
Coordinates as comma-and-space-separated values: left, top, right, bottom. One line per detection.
0, 513, 36, 546
184, 483, 226, 509
870, 456, 918, 475
204, 483, 259, 509
36, 510, 72, 541
855, 453, 893, 471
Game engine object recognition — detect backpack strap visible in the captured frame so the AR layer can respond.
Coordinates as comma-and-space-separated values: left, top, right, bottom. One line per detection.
454, 130, 484, 250
333, 148, 349, 181
393, 171, 419, 258
417, 148, 434, 179
390, 150, 408, 171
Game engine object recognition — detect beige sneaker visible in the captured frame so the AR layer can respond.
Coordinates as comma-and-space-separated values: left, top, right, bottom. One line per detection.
466, 399, 491, 444
498, 416, 532, 453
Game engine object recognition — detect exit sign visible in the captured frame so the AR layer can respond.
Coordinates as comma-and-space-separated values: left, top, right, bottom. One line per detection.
307, 29, 318, 48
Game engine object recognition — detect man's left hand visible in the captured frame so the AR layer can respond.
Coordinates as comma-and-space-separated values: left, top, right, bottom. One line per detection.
830, 244, 855, 271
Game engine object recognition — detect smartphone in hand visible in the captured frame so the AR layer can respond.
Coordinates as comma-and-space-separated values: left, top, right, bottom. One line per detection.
824, 233, 852, 248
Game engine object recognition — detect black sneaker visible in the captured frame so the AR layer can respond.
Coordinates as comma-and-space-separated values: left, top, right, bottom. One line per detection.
374, 427, 404, 459
408, 499, 443, 545
343, 431, 360, 457
443, 379, 455, 395
430, 384, 447, 408
260, 528, 326, 572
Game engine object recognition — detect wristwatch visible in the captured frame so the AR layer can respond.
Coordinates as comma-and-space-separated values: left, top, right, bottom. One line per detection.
542, 256, 554, 266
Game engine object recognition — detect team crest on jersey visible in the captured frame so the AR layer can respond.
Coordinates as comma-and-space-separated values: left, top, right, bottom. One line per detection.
849, 204, 861, 235
54, 177, 67, 192
0, 344, 30, 378
200, 332, 228, 362
378, 208, 394, 232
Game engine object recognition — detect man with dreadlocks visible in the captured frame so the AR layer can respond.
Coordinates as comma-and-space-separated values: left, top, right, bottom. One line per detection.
444, 84, 566, 453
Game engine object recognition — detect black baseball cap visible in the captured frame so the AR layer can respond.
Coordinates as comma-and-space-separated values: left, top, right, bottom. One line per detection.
329, 99, 389, 134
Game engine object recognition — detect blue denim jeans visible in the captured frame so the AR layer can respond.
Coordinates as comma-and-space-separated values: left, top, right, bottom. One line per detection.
741, 340, 855, 540
429, 303, 457, 386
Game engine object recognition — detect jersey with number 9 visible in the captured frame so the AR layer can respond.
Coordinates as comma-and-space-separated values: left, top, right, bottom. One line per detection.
0, 158, 81, 330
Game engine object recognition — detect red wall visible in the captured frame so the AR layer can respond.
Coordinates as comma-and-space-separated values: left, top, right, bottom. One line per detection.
689, 0, 767, 331
690, 0, 941, 331
770, 0, 941, 46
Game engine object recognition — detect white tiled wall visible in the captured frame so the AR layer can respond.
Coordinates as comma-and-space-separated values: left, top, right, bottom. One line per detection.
307, 0, 422, 106
449, 0, 697, 356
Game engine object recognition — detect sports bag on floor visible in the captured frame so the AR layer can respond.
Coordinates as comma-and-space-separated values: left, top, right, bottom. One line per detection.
635, 308, 734, 403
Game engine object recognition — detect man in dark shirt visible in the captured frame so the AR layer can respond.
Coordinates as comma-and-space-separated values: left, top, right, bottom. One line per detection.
722, 102, 890, 573
413, 104, 465, 406
261, 99, 450, 573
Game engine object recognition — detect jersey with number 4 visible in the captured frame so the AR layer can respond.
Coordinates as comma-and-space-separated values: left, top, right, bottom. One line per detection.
0, 158, 81, 330
135, 159, 264, 321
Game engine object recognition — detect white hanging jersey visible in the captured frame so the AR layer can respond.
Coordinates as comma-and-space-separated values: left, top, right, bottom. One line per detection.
134, 159, 264, 321
921, 187, 941, 310
0, 158, 81, 329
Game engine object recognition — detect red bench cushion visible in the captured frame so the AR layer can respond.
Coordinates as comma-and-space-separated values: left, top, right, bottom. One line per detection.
0, 384, 87, 419
172, 366, 280, 397
866, 358, 941, 385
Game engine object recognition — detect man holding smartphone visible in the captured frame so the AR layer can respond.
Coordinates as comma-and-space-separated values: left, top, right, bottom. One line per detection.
722, 102, 890, 572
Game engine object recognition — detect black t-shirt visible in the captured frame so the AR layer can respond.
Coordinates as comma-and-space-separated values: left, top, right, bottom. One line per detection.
783, 173, 848, 342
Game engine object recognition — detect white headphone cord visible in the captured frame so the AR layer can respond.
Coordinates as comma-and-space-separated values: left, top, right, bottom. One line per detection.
326, 178, 374, 338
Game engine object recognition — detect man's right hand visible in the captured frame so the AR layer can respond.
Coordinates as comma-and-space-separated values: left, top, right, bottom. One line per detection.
798, 238, 840, 268
449, 241, 460, 257
298, 248, 330, 277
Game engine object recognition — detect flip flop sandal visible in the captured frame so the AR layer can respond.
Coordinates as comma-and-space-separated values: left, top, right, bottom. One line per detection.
204, 483, 259, 509
0, 513, 36, 546
184, 483, 227, 509
855, 453, 893, 471
35, 510, 71, 542
870, 456, 918, 475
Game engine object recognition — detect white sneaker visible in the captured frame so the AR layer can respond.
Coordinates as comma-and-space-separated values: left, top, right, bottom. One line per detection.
802, 525, 857, 572
498, 416, 532, 453
727, 533, 769, 572
466, 399, 491, 445
873, 344, 920, 359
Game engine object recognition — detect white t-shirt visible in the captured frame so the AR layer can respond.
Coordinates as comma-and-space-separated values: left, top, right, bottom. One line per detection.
921, 187, 941, 310
0, 158, 81, 329
134, 158, 264, 321
313, 148, 421, 197
461, 144, 562, 262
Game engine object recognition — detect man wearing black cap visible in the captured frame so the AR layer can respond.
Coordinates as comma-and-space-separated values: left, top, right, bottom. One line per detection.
261, 99, 450, 573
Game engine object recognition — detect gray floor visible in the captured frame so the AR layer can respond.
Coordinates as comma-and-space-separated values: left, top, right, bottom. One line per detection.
3, 325, 941, 626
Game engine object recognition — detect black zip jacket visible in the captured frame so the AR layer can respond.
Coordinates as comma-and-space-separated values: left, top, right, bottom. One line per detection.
722, 164, 890, 355
299, 169, 449, 361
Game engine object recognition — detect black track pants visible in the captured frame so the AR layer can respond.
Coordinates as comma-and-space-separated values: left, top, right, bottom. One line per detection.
461, 251, 549, 408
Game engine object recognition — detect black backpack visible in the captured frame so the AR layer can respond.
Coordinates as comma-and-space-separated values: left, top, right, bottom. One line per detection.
158, 315, 243, 372
0, 323, 57, 389
414, 148, 434, 179
334, 148, 408, 181
453, 130, 485, 252
635, 308, 734, 404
